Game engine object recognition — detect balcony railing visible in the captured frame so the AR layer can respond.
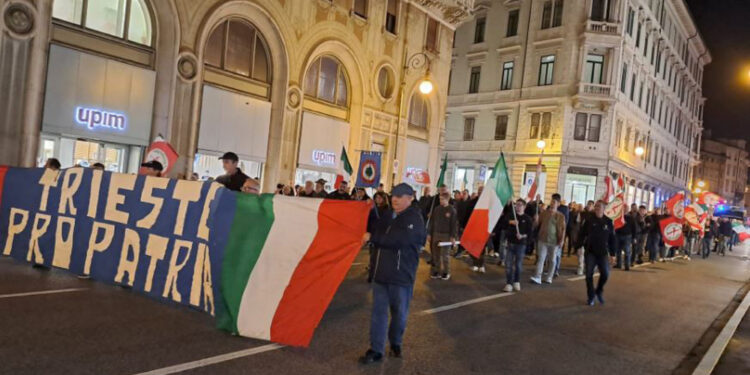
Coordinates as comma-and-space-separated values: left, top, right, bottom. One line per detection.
579, 83, 613, 97
586, 20, 620, 35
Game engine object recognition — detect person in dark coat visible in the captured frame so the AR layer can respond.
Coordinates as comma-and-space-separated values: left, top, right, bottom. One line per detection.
366, 191, 391, 282
215, 152, 249, 191
312, 179, 328, 198
578, 201, 617, 306
327, 181, 351, 200
645, 207, 665, 262
614, 206, 637, 270
360, 184, 426, 364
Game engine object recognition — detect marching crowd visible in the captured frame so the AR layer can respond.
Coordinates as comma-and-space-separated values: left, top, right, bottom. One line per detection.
42, 153, 743, 365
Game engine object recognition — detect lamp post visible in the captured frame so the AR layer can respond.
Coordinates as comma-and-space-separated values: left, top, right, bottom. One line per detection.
393, 52, 434, 188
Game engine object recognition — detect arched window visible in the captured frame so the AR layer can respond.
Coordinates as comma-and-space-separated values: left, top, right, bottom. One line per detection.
52, 0, 153, 46
408, 93, 429, 128
304, 56, 349, 107
204, 19, 271, 83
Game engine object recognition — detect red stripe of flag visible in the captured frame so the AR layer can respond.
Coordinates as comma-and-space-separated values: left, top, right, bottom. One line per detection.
270, 200, 369, 347
0, 166, 8, 208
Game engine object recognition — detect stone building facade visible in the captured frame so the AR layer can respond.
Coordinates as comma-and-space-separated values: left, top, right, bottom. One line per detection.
694, 136, 749, 207
445, 0, 709, 209
0, 0, 473, 192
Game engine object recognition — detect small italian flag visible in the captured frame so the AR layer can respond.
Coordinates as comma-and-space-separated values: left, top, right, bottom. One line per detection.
335, 146, 353, 189
461, 153, 513, 257
216, 194, 370, 347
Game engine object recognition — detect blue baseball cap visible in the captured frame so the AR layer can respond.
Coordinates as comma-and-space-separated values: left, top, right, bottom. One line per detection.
391, 183, 415, 197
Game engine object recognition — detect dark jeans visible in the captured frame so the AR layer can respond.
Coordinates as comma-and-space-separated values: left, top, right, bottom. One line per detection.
505, 243, 526, 284
585, 252, 610, 301
370, 282, 414, 355
647, 232, 661, 262
616, 234, 632, 269
701, 237, 712, 259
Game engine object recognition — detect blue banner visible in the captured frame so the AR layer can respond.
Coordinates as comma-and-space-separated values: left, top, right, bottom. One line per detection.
0, 167, 235, 317
355, 152, 381, 188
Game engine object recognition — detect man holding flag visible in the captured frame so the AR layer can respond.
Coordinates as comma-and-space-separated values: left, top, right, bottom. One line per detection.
460, 154, 514, 262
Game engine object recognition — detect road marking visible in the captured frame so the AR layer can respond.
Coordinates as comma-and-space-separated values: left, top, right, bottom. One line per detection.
134, 292, 516, 374
692, 289, 750, 375
132, 344, 285, 375
0, 288, 88, 299
419, 292, 514, 315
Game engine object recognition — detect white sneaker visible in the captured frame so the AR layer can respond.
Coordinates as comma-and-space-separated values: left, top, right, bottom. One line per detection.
479, 266, 486, 274
543, 278, 552, 284
472, 266, 479, 272
503, 284, 514, 292
530, 276, 542, 284
513, 282, 521, 291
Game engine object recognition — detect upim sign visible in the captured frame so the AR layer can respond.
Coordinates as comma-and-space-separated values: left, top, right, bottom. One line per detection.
75, 106, 127, 131
312, 150, 336, 167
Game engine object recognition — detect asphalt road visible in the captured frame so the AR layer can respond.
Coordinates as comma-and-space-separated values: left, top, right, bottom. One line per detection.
1, 243, 749, 375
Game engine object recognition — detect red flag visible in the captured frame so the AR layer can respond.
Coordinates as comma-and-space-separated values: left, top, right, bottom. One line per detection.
140, 140, 179, 175
604, 193, 626, 229
684, 206, 702, 231
665, 192, 685, 220
526, 154, 543, 201
697, 191, 721, 206
660, 216, 685, 247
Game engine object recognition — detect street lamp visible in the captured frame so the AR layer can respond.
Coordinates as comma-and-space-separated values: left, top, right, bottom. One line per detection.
393, 52, 433, 188
536, 140, 546, 150
634, 146, 644, 156
697, 180, 706, 188
418, 75, 434, 95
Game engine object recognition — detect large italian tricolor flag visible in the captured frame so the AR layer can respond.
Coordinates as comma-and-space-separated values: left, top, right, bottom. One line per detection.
461, 154, 514, 258
216, 194, 369, 347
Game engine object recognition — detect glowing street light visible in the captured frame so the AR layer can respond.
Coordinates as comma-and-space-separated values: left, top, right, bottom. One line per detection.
634, 146, 644, 156
536, 140, 546, 150
418, 78, 433, 95
697, 180, 706, 188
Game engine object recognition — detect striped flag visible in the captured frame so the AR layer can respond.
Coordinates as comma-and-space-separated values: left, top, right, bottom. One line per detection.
216, 194, 369, 347
526, 153, 543, 201
461, 154, 513, 258
334, 146, 353, 189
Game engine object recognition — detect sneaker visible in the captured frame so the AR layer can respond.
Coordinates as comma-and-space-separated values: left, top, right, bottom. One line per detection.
554, 272, 560, 278
503, 284, 514, 292
441, 273, 451, 281
430, 272, 440, 279
472, 266, 479, 272
587, 299, 595, 306
530, 276, 542, 284
513, 282, 521, 291
576, 269, 584, 276
543, 278, 552, 284
478, 266, 486, 274
76, 275, 91, 280
359, 349, 383, 364
390, 345, 402, 358
686, 256, 691, 261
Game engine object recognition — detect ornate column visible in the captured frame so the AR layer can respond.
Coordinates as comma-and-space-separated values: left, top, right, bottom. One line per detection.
0, 0, 51, 167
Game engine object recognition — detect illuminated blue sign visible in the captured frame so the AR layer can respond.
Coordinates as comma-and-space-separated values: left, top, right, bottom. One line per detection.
75, 106, 127, 131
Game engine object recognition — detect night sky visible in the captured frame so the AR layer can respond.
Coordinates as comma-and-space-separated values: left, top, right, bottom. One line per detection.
684, 0, 750, 141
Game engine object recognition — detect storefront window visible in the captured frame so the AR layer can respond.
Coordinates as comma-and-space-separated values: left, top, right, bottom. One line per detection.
564, 173, 596, 204
304, 56, 349, 107
295, 169, 336, 192
626, 184, 636, 206
194, 153, 263, 182
203, 19, 271, 84
52, 0, 153, 47
452, 167, 475, 193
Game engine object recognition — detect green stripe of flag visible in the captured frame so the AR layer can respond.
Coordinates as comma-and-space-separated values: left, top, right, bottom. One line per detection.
492, 153, 513, 203
217, 193, 276, 333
